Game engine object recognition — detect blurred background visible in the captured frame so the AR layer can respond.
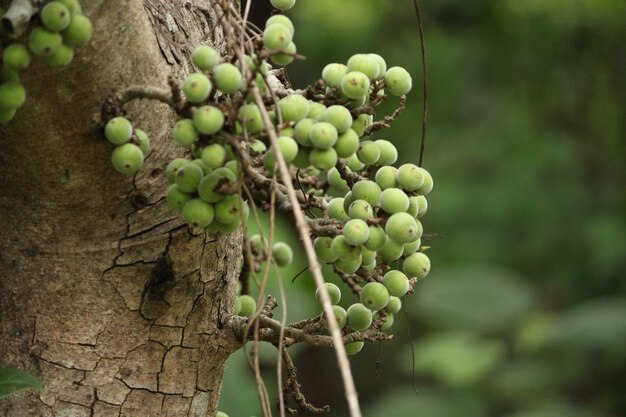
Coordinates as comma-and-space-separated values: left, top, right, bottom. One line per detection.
220, 0, 626, 416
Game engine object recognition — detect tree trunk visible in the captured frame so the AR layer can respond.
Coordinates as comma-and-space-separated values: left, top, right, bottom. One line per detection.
0, 1, 242, 416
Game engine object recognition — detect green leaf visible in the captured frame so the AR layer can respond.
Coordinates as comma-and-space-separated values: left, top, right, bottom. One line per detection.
545, 298, 626, 352
414, 264, 535, 332
0, 368, 44, 399
407, 331, 506, 388
365, 387, 486, 417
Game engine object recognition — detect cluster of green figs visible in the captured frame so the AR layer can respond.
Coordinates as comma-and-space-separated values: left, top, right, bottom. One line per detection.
0, 0, 92, 123
105, 6, 432, 357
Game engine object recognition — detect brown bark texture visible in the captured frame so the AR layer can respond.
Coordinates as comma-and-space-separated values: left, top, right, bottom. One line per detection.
0, 1, 243, 416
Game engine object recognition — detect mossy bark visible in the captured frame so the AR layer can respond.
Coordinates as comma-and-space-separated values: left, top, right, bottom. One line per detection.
0, 1, 242, 416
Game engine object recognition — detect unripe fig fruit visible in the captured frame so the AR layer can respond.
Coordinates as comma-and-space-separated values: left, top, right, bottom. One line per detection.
173, 119, 198, 146
238, 295, 257, 317
105, 117, 133, 145
29, 27, 62, 57
384, 66, 412, 96
322, 105, 353, 133
343, 219, 370, 246
383, 270, 410, 297
62, 14, 92, 46
182, 198, 214, 228
379, 188, 410, 214
340, 71, 370, 99
316, 282, 342, 305
175, 161, 204, 193
385, 212, 421, 244
347, 303, 372, 331
345, 341, 364, 355
403, 252, 431, 279
322, 63, 348, 88
193, 105, 224, 135
192, 45, 220, 70
213, 63, 242, 94
41, 1, 71, 32
314, 237, 338, 263
111, 143, 143, 174
2, 44, 31, 70
272, 242, 293, 267
360, 282, 390, 311
183, 73, 212, 103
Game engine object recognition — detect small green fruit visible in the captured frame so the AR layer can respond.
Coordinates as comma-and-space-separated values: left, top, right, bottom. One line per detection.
213, 63, 242, 94
166, 158, 188, 184
330, 235, 361, 260
356, 140, 380, 165
384, 66, 412, 96
351, 180, 382, 207
173, 119, 198, 146
29, 27, 62, 57
396, 163, 425, 191
193, 105, 224, 135
111, 143, 144, 175
309, 147, 338, 171
201, 143, 227, 169
183, 73, 212, 103
182, 198, 215, 228
265, 15, 294, 36
322, 105, 353, 133
364, 226, 386, 251
192, 45, 219, 70
383, 270, 410, 297
238, 295, 257, 317
327, 197, 350, 221
135, 129, 150, 154
316, 282, 341, 305
345, 341, 364, 355
346, 54, 380, 80
386, 296, 402, 314
340, 71, 370, 99
41, 1, 71, 32
360, 282, 389, 311
314, 237, 338, 263
309, 122, 338, 149
166, 184, 192, 212
272, 242, 293, 267
45, 44, 74, 66
2, 44, 31, 70
347, 303, 372, 331
379, 188, 410, 214
375, 166, 398, 190
270, 0, 296, 11
263, 24, 292, 53
105, 117, 133, 145
403, 252, 430, 279
343, 219, 369, 246
334, 128, 359, 158
322, 63, 348, 88
175, 161, 204, 193
385, 212, 421, 244
278, 94, 309, 122
62, 14, 92, 46
348, 199, 373, 220
0, 81, 26, 110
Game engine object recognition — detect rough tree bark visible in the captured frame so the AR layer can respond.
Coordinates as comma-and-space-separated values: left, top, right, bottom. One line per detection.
0, 1, 243, 416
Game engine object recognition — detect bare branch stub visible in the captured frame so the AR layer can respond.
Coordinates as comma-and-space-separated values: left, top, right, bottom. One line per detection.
1, 0, 44, 37
281, 349, 331, 415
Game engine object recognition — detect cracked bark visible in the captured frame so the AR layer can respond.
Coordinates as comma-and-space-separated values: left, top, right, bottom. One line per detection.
0, 1, 242, 416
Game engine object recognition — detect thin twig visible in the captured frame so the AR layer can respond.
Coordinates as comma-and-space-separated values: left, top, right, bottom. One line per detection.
413, 0, 429, 166
251, 88, 364, 417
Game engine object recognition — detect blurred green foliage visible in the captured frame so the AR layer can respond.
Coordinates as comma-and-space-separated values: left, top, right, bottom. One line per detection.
220, 0, 625, 415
